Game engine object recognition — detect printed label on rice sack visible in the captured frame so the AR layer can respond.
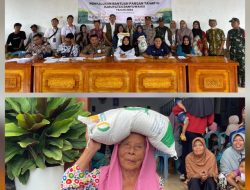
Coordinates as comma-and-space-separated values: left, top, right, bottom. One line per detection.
78, 107, 177, 157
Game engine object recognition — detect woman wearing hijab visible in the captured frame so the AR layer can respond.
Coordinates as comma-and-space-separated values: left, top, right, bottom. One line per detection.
172, 98, 214, 181
114, 36, 135, 58
176, 35, 195, 56
220, 132, 245, 176
61, 133, 164, 190
186, 137, 218, 190
192, 21, 208, 56
176, 20, 193, 45
112, 24, 127, 49
133, 25, 147, 55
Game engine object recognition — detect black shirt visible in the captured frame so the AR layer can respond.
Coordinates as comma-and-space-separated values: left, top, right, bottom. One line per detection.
6, 31, 26, 52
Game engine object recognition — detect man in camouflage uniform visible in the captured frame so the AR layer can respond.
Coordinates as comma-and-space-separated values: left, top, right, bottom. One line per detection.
226, 18, 245, 87
143, 16, 156, 45
155, 17, 172, 46
206, 19, 225, 56
81, 34, 110, 58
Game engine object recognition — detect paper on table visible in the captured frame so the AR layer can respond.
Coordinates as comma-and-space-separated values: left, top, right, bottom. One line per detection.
177, 56, 186, 59
88, 56, 106, 60
6, 58, 32, 63
71, 57, 86, 61
44, 59, 59, 63
115, 56, 144, 60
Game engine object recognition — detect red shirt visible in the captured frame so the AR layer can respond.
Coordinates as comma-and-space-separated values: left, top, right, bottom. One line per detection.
172, 105, 214, 134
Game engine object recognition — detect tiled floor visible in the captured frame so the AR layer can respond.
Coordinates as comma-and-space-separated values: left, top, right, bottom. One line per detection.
164, 174, 187, 190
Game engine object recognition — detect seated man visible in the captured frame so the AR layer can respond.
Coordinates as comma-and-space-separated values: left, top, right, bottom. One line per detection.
5, 23, 26, 55
80, 34, 110, 58
25, 33, 52, 60
56, 33, 79, 57
143, 36, 171, 59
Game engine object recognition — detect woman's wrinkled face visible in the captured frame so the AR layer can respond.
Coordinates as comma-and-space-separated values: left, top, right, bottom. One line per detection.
118, 133, 146, 171
193, 140, 205, 156
233, 135, 244, 151
123, 37, 129, 45
183, 37, 190, 45
239, 161, 245, 174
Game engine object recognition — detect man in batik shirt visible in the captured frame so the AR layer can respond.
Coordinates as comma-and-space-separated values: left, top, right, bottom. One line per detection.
226, 18, 245, 87
25, 33, 52, 60
206, 19, 225, 56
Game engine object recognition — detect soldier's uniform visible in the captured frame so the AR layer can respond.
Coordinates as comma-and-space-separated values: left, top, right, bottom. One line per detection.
227, 18, 245, 87
143, 16, 156, 45
81, 43, 110, 56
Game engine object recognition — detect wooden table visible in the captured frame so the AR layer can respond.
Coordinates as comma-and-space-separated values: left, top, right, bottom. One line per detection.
5, 62, 32, 92
33, 57, 186, 92
185, 57, 238, 92
6, 56, 239, 92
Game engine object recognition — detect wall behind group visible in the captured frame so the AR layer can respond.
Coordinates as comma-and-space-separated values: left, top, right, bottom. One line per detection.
5, 0, 245, 41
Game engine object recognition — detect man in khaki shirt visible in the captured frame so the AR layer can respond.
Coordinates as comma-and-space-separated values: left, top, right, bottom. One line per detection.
80, 34, 110, 58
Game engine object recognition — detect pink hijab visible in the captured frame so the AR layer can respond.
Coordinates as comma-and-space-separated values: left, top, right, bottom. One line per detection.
99, 139, 160, 190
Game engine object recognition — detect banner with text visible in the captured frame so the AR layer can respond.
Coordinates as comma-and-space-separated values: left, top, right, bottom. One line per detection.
78, 0, 172, 24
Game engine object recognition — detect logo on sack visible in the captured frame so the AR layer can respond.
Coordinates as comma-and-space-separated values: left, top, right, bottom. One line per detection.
96, 122, 110, 132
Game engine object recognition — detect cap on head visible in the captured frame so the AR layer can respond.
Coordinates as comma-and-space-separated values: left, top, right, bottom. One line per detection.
158, 17, 164, 22
145, 16, 151, 20
229, 17, 240, 23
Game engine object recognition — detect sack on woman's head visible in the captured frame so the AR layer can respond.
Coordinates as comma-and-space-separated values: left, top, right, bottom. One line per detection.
78, 107, 177, 157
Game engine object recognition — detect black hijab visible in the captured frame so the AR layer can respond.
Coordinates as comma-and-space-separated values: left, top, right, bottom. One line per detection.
181, 35, 192, 54
192, 20, 203, 39
119, 36, 133, 52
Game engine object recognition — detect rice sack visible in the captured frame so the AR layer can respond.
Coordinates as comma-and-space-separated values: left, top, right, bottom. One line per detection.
78, 107, 177, 157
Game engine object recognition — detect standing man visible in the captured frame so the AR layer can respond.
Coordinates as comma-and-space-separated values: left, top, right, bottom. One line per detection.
143, 16, 156, 45
155, 17, 172, 46
5, 23, 26, 54
61, 15, 77, 43
25, 24, 44, 48
103, 14, 118, 47
89, 20, 104, 43
226, 18, 245, 87
125, 17, 135, 44
206, 19, 225, 56
44, 18, 61, 52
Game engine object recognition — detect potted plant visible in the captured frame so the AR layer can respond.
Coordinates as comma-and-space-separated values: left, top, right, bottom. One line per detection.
5, 97, 90, 190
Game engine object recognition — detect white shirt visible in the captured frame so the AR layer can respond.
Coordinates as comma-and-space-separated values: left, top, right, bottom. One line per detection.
103, 22, 116, 37
44, 27, 61, 50
114, 47, 135, 57
61, 25, 76, 36
164, 30, 171, 46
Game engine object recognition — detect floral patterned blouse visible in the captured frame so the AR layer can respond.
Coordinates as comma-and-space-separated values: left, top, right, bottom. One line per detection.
61, 164, 165, 190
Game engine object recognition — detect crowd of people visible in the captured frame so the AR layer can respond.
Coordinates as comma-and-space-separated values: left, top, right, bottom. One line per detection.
170, 99, 245, 190
5, 14, 245, 87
